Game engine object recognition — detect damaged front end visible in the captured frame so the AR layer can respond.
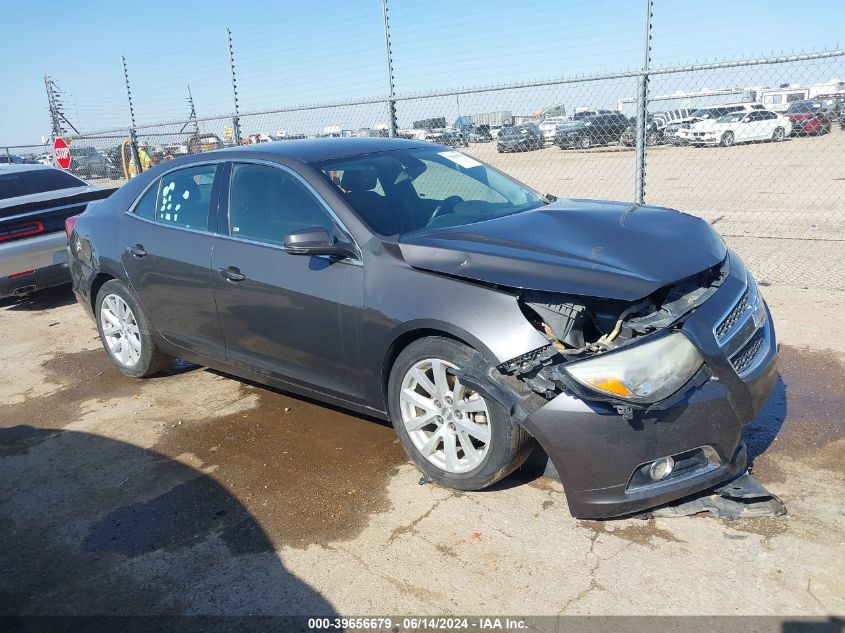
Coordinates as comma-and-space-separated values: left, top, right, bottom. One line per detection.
490, 253, 779, 519
500, 257, 728, 414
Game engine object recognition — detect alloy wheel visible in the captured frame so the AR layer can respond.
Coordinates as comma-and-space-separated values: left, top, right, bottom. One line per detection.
399, 358, 492, 474
100, 293, 142, 367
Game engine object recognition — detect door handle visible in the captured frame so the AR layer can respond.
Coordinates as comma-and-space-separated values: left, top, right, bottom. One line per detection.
128, 244, 147, 258
219, 266, 246, 283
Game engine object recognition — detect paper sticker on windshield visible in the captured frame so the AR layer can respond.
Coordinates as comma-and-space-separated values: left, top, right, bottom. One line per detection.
438, 150, 482, 169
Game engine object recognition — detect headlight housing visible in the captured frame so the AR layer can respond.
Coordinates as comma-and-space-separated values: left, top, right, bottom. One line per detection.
562, 332, 704, 404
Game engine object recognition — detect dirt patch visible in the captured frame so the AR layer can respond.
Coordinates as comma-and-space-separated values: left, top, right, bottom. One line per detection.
155, 382, 407, 549
725, 517, 790, 542
581, 518, 685, 549
0, 348, 143, 428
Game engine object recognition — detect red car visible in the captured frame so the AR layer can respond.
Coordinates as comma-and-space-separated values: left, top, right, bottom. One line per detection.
785, 100, 833, 136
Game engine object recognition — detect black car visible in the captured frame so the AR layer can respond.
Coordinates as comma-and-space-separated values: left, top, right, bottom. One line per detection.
467, 126, 493, 143
554, 113, 631, 149
429, 130, 468, 148
68, 146, 121, 180
67, 138, 777, 519
496, 123, 543, 152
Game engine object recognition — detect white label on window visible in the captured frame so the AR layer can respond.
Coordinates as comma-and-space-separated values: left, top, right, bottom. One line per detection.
438, 150, 482, 169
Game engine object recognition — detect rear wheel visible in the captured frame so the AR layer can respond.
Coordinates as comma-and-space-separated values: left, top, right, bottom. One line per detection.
721, 131, 735, 147
388, 337, 533, 490
579, 135, 591, 149
772, 127, 785, 142
96, 279, 173, 378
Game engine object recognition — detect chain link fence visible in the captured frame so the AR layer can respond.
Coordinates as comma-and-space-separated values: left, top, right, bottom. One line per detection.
4, 41, 843, 291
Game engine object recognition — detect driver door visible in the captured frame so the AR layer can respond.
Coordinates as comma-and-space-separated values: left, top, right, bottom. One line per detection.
211, 161, 365, 402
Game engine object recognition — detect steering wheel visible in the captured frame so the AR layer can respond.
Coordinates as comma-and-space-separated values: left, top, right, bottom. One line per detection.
428, 195, 464, 224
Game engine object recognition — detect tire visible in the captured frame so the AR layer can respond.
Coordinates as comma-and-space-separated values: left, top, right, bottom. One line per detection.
496, 144, 505, 153
579, 135, 591, 149
721, 131, 735, 147
388, 337, 533, 491
772, 127, 785, 142
95, 279, 173, 378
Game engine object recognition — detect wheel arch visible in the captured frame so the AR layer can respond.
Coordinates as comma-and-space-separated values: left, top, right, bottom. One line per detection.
90, 272, 117, 313
380, 324, 496, 411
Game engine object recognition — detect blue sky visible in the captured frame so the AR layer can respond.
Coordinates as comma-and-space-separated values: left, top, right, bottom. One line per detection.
1, 0, 843, 145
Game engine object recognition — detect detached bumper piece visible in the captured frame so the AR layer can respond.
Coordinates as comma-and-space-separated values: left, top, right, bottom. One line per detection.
641, 472, 786, 519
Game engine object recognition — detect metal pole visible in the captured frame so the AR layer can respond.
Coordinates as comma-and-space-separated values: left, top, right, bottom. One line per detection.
122, 55, 143, 175
227, 28, 242, 144
634, 0, 653, 205
381, 0, 397, 137
44, 76, 61, 139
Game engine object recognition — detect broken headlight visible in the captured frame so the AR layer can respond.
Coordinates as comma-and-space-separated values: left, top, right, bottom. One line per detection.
562, 332, 704, 403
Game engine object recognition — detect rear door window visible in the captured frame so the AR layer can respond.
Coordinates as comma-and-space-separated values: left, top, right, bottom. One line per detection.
156, 165, 218, 230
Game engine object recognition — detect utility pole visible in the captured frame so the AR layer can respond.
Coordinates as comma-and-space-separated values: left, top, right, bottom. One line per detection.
44, 76, 63, 139
634, 0, 653, 205
122, 55, 142, 174
381, 0, 397, 137
227, 28, 242, 144
183, 84, 200, 135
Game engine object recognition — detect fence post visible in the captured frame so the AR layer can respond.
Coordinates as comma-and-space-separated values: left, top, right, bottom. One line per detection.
122, 55, 142, 175
227, 28, 242, 145
634, 0, 653, 205
381, 0, 397, 137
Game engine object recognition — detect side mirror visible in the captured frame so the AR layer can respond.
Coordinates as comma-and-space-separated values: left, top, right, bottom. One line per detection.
283, 226, 357, 259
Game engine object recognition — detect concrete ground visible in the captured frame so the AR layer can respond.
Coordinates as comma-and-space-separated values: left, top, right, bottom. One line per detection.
0, 281, 843, 619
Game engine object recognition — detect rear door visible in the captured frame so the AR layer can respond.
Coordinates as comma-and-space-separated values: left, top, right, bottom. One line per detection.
211, 160, 364, 401
119, 163, 225, 358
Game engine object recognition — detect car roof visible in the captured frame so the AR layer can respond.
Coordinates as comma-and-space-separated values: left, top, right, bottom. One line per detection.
0, 163, 56, 173
221, 137, 431, 163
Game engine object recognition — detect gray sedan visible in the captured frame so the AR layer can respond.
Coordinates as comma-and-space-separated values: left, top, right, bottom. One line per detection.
66, 138, 777, 518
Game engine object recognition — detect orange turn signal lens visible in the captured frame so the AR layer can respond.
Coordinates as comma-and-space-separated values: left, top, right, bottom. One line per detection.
586, 377, 633, 398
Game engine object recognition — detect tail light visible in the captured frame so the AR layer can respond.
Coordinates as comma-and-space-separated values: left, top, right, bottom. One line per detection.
0, 221, 44, 243
65, 215, 81, 241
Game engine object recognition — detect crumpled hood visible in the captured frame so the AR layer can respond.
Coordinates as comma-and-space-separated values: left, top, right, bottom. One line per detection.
398, 199, 727, 301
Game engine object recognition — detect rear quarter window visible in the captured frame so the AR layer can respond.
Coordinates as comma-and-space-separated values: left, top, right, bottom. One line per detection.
133, 179, 160, 221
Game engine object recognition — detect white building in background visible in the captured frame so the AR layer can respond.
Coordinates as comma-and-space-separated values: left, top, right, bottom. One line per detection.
617, 78, 844, 115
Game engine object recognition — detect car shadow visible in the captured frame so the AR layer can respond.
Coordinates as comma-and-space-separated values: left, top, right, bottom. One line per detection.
0, 425, 338, 621
0, 284, 77, 312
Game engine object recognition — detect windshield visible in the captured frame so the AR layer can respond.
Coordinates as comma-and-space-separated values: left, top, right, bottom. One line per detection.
690, 108, 719, 119
717, 112, 745, 123
312, 147, 545, 237
0, 168, 87, 200
786, 102, 820, 114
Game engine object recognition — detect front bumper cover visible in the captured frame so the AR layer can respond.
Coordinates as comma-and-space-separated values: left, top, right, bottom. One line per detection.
519, 251, 778, 519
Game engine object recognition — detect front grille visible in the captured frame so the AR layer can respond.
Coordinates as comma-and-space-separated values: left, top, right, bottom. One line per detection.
730, 327, 765, 375
715, 287, 750, 339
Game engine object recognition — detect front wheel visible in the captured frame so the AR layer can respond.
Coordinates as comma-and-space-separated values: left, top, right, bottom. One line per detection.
721, 131, 735, 147
96, 279, 173, 377
388, 337, 533, 490
579, 135, 591, 149
772, 127, 785, 142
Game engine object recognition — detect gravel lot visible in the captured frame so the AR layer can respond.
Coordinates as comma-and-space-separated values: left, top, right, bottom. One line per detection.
1, 282, 843, 620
